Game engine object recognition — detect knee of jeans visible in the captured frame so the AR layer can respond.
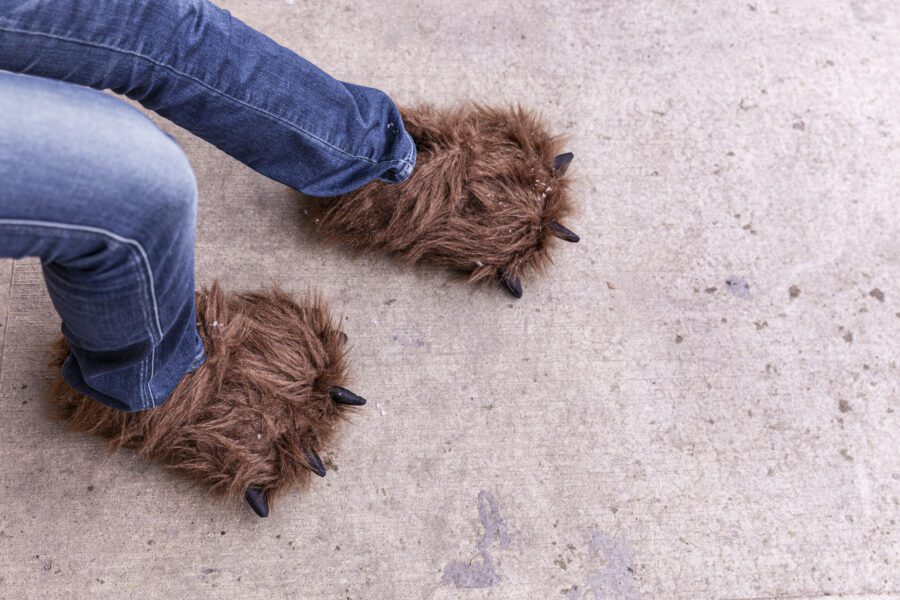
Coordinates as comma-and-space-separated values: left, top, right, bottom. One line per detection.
148, 145, 198, 225
112, 130, 199, 234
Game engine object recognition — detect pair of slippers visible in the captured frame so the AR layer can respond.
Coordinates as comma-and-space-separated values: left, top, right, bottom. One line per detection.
50, 104, 581, 517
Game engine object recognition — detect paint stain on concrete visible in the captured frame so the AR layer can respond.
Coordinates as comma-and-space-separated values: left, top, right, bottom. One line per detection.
850, 0, 887, 24
391, 332, 426, 348
442, 491, 510, 589
566, 530, 641, 600
725, 276, 750, 299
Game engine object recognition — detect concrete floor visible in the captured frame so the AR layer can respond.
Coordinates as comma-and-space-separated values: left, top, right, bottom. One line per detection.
1, 1, 899, 598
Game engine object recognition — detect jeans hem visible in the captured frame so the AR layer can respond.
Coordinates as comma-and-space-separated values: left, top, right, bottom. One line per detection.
377, 133, 417, 183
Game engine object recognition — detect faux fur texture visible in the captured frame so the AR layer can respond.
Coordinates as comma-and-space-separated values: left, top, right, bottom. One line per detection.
314, 104, 578, 289
49, 283, 355, 505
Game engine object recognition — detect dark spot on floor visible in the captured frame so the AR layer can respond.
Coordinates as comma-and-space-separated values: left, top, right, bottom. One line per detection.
793, 120, 806, 130
869, 288, 885, 302
755, 320, 768, 331
674, 334, 684, 344
839, 448, 853, 462
87, 485, 94, 492
725, 276, 750, 298
843, 331, 854, 343
705, 286, 717, 294
839, 399, 852, 413
789, 285, 801, 299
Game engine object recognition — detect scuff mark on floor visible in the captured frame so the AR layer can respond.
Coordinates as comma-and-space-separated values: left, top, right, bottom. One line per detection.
391, 332, 426, 348
566, 530, 641, 600
725, 276, 750, 298
442, 490, 510, 588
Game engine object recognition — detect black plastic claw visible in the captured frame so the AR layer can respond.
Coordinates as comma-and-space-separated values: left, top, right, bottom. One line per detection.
305, 449, 326, 478
330, 386, 366, 406
245, 486, 269, 518
553, 152, 574, 175
501, 272, 523, 299
549, 221, 580, 243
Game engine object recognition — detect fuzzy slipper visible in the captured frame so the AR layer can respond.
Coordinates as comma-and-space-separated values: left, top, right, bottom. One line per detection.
313, 104, 580, 298
49, 283, 364, 518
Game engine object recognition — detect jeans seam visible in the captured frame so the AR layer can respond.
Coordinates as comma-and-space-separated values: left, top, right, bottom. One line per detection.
125, 251, 156, 410
123, 252, 149, 409
0, 26, 415, 172
0, 219, 164, 408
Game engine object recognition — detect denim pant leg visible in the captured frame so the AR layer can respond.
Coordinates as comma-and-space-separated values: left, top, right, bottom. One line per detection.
0, 0, 416, 197
0, 71, 204, 413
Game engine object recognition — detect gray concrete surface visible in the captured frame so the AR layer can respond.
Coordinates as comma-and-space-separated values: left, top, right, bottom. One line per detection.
1, 1, 899, 598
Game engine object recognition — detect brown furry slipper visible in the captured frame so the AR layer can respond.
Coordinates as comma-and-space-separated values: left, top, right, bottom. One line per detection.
49, 283, 365, 518
314, 104, 580, 298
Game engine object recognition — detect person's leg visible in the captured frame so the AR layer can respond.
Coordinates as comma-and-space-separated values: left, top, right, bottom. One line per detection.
1, 71, 367, 517
0, 70, 203, 412
0, 0, 416, 197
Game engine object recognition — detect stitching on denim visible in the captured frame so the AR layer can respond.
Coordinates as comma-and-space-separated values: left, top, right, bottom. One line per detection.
0, 26, 415, 172
124, 251, 156, 409
147, 341, 157, 408
124, 252, 150, 409
0, 220, 164, 338
0, 219, 166, 408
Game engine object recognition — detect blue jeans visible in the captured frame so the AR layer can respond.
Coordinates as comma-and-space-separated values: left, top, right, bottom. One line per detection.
0, 0, 416, 412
